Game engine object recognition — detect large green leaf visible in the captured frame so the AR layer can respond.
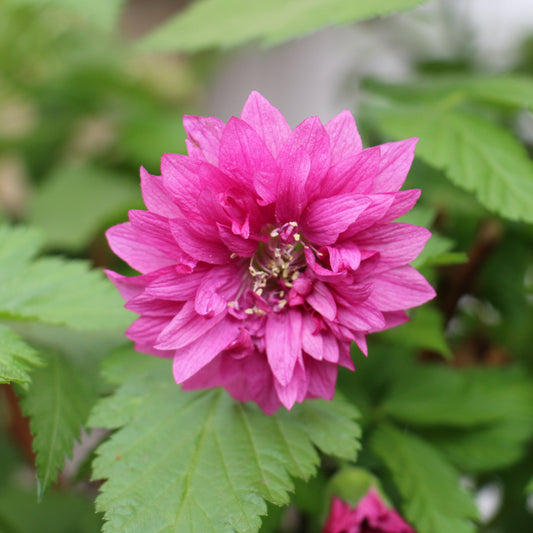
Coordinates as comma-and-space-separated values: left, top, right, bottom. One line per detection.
374, 106, 533, 223
20, 350, 101, 495
28, 165, 140, 251
381, 366, 533, 428
0, 225, 131, 330
0, 324, 42, 388
90, 350, 361, 533
371, 423, 478, 533
140, 0, 428, 52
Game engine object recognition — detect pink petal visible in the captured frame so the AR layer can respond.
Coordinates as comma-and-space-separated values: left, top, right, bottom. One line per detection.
327, 243, 362, 272
155, 300, 227, 350
218, 117, 279, 204
240, 91, 291, 158
170, 219, 231, 264
324, 110, 363, 164
140, 167, 181, 218
194, 264, 243, 316
306, 281, 337, 321
355, 223, 431, 266
322, 334, 340, 363
265, 309, 302, 386
161, 154, 234, 221
318, 146, 380, 198
381, 189, 421, 223
183, 115, 225, 165
305, 358, 337, 400
145, 265, 208, 301
275, 146, 310, 222
126, 315, 174, 358
217, 224, 258, 257
172, 319, 240, 382
106, 218, 178, 274
340, 194, 395, 238
273, 360, 308, 409
337, 301, 386, 332
278, 116, 331, 199
303, 194, 371, 246
369, 266, 436, 311
371, 138, 418, 193
105, 268, 158, 301
302, 313, 324, 360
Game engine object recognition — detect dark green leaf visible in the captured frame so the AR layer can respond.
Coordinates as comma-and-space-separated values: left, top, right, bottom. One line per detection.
20, 351, 101, 495
0, 324, 42, 388
371, 423, 478, 533
381, 366, 533, 428
90, 351, 361, 533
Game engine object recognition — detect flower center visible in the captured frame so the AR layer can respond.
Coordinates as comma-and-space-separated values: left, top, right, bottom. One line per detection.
246, 221, 306, 311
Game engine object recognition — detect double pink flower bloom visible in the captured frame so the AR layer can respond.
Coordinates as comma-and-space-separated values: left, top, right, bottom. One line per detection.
106, 91, 435, 414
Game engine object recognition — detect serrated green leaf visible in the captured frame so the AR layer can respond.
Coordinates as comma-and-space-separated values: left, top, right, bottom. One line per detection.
0, 324, 42, 388
379, 305, 451, 358
20, 351, 100, 495
28, 165, 140, 251
140, 0, 428, 52
374, 106, 533, 223
90, 352, 360, 533
381, 365, 533, 428
0, 225, 131, 330
371, 423, 478, 533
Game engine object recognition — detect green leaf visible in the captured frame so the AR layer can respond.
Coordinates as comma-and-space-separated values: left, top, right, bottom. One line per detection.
28, 165, 140, 251
0, 225, 131, 330
374, 106, 533, 223
423, 420, 533, 473
140, 0, 428, 52
0, 324, 42, 388
381, 365, 533, 428
14, 0, 125, 32
371, 423, 478, 533
527, 477, 533, 494
366, 75, 533, 110
90, 351, 361, 533
20, 350, 100, 495
379, 305, 451, 358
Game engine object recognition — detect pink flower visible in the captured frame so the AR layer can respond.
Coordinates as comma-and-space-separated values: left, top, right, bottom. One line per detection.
322, 490, 416, 533
106, 91, 435, 414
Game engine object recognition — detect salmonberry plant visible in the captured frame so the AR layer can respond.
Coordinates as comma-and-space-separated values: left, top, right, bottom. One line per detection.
1, 1, 533, 533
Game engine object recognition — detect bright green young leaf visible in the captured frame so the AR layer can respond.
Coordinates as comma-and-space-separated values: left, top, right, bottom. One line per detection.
381, 366, 533, 428
0, 324, 42, 388
140, 0, 428, 52
28, 165, 140, 251
379, 305, 451, 358
0, 225, 131, 330
374, 107, 533, 223
90, 351, 360, 533
372, 423, 478, 533
20, 350, 101, 496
